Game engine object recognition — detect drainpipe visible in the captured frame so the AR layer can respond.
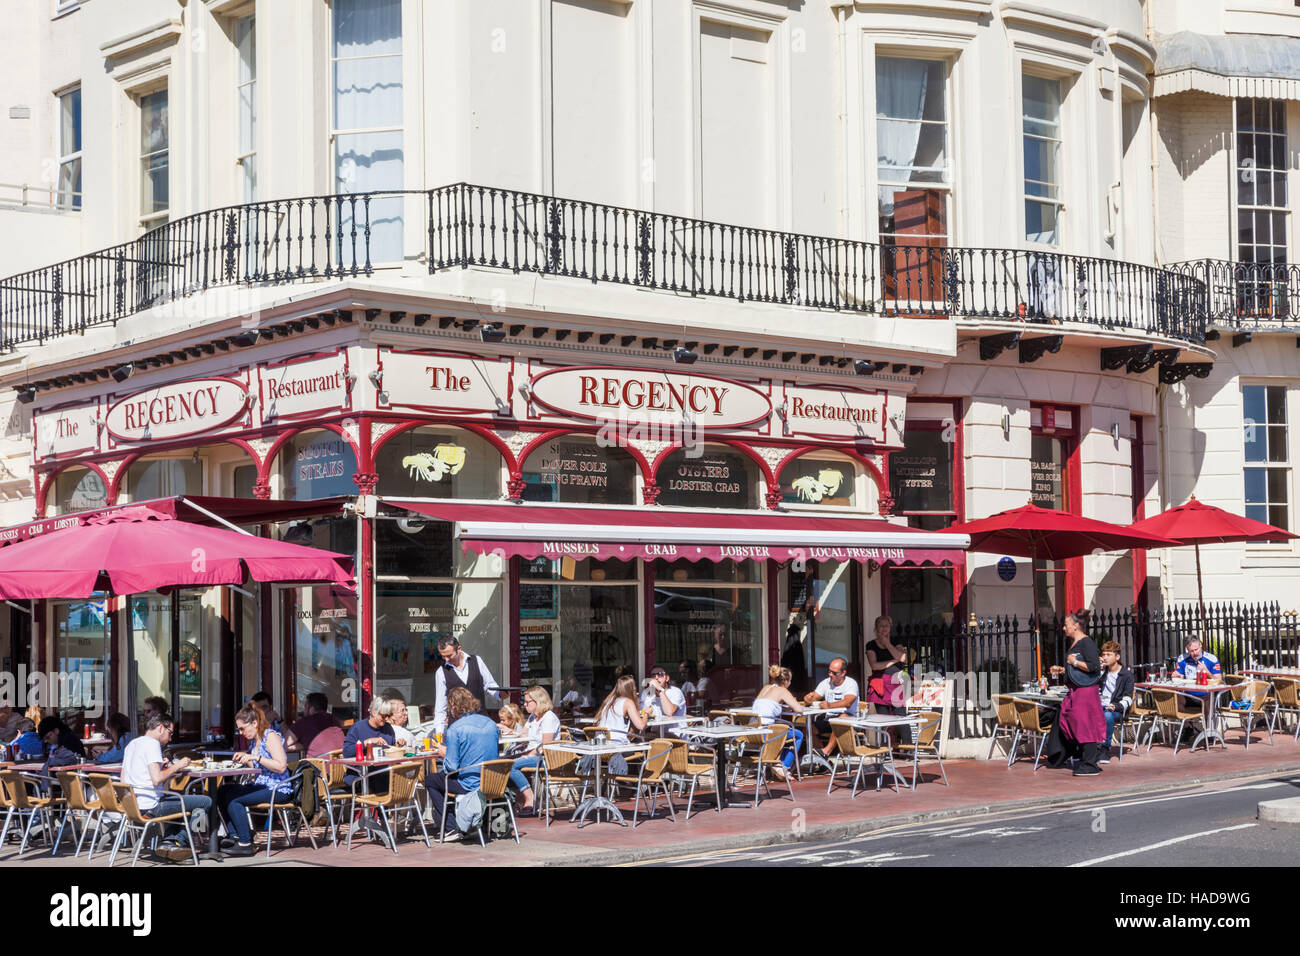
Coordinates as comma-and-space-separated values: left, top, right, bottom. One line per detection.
835, 2, 850, 237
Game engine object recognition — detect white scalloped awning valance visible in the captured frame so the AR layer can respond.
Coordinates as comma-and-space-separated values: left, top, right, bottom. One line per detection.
1153, 31, 1300, 101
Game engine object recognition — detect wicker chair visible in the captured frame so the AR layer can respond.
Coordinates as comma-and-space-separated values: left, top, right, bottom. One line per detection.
348, 761, 430, 853
664, 738, 717, 820
609, 738, 677, 824
729, 710, 761, 727
1218, 678, 1274, 749
307, 751, 351, 846
729, 725, 797, 807
537, 744, 587, 826
51, 771, 101, 857
1271, 677, 1300, 741
85, 773, 124, 860
1124, 687, 1159, 752
437, 759, 520, 846
1148, 687, 1207, 754
244, 767, 319, 859
1010, 699, 1055, 771
109, 782, 199, 867
894, 712, 948, 787
0, 769, 63, 855
826, 720, 897, 797
988, 695, 1022, 766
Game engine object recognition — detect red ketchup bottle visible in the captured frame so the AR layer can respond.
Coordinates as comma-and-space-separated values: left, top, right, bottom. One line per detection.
355, 740, 364, 761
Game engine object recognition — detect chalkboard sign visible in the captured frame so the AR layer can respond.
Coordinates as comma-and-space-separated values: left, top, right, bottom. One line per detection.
520, 582, 557, 619
520, 630, 554, 683
890, 430, 953, 514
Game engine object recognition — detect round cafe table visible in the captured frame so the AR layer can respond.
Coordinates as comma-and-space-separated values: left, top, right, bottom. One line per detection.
181, 763, 258, 859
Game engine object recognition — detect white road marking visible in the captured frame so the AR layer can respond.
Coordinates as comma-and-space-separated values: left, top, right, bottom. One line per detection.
1067, 780, 1295, 813
949, 825, 1048, 839
1069, 823, 1257, 867
826, 851, 932, 866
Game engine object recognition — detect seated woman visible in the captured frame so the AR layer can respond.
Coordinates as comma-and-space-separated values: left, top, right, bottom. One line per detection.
505, 687, 560, 816
216, 704, 292, 857
95, 712, 132, 764
751, 666, 804, 780
595, 675, 647, 744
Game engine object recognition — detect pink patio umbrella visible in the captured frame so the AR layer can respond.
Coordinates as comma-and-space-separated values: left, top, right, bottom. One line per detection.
0, 505, 353, 599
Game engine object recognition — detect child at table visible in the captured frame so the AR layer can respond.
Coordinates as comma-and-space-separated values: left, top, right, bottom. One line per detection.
496, 703, 527, 737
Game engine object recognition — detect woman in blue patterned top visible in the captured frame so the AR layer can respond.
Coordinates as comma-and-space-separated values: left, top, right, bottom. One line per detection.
216, 704, 292, 857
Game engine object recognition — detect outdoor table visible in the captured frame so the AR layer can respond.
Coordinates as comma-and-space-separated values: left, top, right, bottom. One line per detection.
784, 706, 847, 774
673, 724, 767, 809
1242, 668, 1300, 680
180, 764, 258, 859
1009, 691, 1068, 705
1136, 681, 1234, 751
644, 715, 705, 737
543, 740, 651, 827
80, 737, 112, 754
850, 715, 922, 789
326, 752, 438, 848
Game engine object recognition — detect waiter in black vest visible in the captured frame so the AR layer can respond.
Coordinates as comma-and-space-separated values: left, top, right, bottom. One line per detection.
431, 635, 501, 735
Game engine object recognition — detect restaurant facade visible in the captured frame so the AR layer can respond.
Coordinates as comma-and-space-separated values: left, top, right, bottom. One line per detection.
11, 299, 982, 738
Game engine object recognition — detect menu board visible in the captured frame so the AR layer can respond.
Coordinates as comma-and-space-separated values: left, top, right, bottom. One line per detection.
519, 628, 554, 685
890, 430, 953, 514
1030, 435, 1064, 509
656, 451, 753, 508
522, 439, 635, 505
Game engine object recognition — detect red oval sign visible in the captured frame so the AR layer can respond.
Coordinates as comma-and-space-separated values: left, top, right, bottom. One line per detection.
105, 377, 250, 443
529, 366, 771, 429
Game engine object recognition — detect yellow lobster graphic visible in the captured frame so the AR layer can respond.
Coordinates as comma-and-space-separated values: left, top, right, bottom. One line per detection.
402, 445, 468, 482
790, 468, 845, 503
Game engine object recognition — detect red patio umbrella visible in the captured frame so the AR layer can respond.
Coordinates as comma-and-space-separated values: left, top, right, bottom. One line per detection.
0, 505, 353, 599
945, 502, 1179, 678
1128, 496, 1298, 630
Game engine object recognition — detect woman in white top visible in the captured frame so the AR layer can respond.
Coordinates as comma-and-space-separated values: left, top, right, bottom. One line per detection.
751, 665, 804, 779
505, 686, 562, 815
595, 675, 647, 744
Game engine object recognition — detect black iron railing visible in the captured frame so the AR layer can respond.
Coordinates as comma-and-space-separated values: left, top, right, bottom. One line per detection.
894, 601, 1298, 739
0, 182, 1210, 350
1170, 258, 1300, 329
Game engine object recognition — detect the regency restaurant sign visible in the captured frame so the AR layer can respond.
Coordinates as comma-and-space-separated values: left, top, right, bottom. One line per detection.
528, 366, 772, 429
105, 377, 250, 443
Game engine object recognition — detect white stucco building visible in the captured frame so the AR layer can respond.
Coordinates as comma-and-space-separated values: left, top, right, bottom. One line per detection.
0, 0, 1293, 743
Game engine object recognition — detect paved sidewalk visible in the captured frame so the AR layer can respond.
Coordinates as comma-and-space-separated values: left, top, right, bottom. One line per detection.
8, 728, 1300, 867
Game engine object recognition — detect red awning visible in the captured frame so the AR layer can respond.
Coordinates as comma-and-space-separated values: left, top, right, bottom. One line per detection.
0, 495, 348, 546
383, 499, 969, 566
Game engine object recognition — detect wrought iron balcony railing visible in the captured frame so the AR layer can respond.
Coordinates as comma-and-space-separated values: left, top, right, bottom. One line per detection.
1169, 258, 1300, 330
0, 182, 1209, 351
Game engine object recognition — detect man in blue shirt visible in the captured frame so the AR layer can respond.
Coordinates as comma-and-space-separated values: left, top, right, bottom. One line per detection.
343, 698, 397, 791
1175, 638, 1222, 683
425, 687, 499, 826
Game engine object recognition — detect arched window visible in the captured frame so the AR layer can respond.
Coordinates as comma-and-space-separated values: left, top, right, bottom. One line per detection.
49, 466, 109, 515
654, 445, 759, 509
779, 452, 860, 508
520, 434, 637, 505
375, 425, 502, 500
275, 429, 358, 500
124, 455, 203, 501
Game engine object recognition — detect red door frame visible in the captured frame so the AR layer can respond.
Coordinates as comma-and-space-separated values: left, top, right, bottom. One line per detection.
1031, 402, 1084, 614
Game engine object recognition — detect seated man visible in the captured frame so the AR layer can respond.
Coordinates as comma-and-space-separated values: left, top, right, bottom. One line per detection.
9, 718, 41, 759
425, 687, 499, 834
802, 657, 860, 759
37, 716, 85, 759
342, 698, 396, 791
290, 692, 344, 758
121, 714, 212, 862
0, 705, 21, 743
1097, 641, 1135, 763
639, 667, 687, 719
1175, 638, 1222, 683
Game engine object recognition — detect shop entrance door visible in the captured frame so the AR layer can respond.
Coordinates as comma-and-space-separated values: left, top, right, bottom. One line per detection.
783, 561, 861, 697
279, 583, 360, 723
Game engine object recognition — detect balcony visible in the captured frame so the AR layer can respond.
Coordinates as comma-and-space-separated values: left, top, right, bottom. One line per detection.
0, 183, 1209, 351
1170, 259, 1300, 332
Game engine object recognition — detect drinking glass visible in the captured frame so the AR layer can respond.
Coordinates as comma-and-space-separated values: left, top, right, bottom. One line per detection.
1159, 665, 1168, 682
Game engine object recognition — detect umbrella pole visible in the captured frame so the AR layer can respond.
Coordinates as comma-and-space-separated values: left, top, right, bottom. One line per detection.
1195, 541, 1207, 638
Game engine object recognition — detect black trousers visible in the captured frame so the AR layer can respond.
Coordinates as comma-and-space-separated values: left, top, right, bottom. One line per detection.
424, 771, 470, 818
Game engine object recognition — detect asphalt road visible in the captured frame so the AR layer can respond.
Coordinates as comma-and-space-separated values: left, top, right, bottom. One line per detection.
636, 772, 1300, 867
